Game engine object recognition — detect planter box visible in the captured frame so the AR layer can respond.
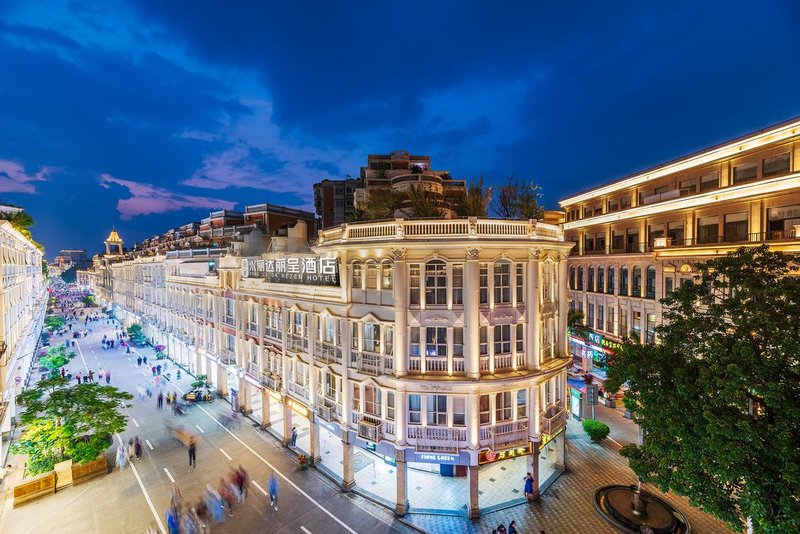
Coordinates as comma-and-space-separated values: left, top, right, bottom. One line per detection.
54, 459, 73, 490
13, 471, 56, 508
600, 397, 616, 409
71, 456, 108, 485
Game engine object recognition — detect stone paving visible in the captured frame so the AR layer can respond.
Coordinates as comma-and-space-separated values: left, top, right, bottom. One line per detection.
400, 420, 735, 534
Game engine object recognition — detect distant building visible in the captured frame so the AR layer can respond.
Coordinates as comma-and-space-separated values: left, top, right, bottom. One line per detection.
313, 177, 363, 229
54, 249, 90, 270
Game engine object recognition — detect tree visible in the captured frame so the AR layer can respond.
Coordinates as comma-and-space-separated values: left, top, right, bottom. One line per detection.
491, 177, 545, 220
44, 315, 67, 331
39, 344, 75, 376
454, 177, 492, 217
606, 246, 800, 533
404, 184, 444, 218
14, 378, 132, 475
82, 295, 96, 307
127, 323, 146, 346
0, 210, 34, 229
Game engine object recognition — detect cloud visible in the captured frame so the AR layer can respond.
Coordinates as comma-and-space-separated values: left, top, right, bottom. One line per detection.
100, 173, 235, 219
0, 160, 54, 193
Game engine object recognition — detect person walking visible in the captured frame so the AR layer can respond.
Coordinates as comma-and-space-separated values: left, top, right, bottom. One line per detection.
116, 443, 128, 470
75, 372, 81, 384
268, 472, 279, 511
88, 370, 94, 382
105, 369, 112, 383
137, 356, 142, 366
157, 364, 162, 376
152, 366, 157, 377
188, 436, 197, 469
524, 472, 535, 501
143, 354, 148, 365
508, 520, 519, 534
157, 391, 164, 410
134, 437, 143, 461
290, 426, 297, 448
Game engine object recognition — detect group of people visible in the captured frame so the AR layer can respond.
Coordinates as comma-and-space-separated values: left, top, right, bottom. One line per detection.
115, 437, 143, 470
490, 521, 523, 534
58, 366, 112, 384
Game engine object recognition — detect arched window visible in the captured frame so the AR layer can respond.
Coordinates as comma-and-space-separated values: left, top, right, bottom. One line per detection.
607, 267, 615, 294
494, 261, 511, 304
352, 261, 363, 289
597, 267, 605, 294
577, 267, 584, 290
632, 266, 642, 297
645, 266, 656, 299
569, 267, 576, 290
365, 261, 378, 289
619, 266, 629, 295
381, 260, 393, 289
425, 260, 447, 305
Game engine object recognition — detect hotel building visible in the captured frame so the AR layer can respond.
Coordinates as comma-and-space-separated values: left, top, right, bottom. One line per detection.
0, 220, 47, 459
559, 116, 800, 380
99, 217, 572, 517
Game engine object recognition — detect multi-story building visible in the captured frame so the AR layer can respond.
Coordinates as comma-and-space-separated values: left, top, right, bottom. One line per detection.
313, 177, 363, 229
101, 217, 572, 518
559, 116, 800, 381
85, 229, 126, 306
54, 249, 90, 270
0, 220, 47, 457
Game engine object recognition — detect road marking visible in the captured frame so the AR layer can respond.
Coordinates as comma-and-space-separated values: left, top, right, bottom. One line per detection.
163, 467, 175, 483
301, 527, 312, 534
608, 436, 623, 449
169, 382, 358, 534
145, 439, 154, 450
219, 448, 232, 461
195, 424, 205, 434
251, 480, 268, 496
131, 417, 140, 428
117, 434, 166, 534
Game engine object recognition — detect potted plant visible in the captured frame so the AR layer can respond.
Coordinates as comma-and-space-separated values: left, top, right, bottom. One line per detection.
154, 345, 166, 359
622, 395, 637, 419
297, 454, 308, 470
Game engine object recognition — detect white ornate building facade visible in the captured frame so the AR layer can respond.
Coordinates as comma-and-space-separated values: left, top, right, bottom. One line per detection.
0, 220, 47, 456
99, 218, 573, 517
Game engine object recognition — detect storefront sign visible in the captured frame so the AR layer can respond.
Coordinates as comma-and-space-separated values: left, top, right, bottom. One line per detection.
540, 426, 565, 449
405, 449, 471, 465
241, 257, 339, 286
478, 442, 533, 465
601, 338, 623, 351
287, 398, 309, 417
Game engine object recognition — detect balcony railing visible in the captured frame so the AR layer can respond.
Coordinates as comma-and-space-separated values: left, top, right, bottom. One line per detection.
351, 350, 393, 375
285, 333, 308, 353
315, 343, 341, 364
407, 426, 466, 453
219, 348, 236, 365
480, 418, 529, 450
357, 415, 384, 443
315, 402, 339, 423
540, 403, 567, 436
494, 354, 513, 371
260, 373, 282, 392
287, 382, 309, 401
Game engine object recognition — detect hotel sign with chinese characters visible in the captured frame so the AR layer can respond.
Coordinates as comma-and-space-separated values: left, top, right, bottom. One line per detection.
241, 256, 340, 286
478, 442, 533, 465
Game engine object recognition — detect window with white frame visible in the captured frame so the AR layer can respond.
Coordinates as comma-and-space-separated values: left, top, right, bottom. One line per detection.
494, 261, 511, 304
517, 389, 527, 418
250, 343, 258, 363
322, 316, 337, 344
352, 261, 363, 288
426, 327, 447, 357
409, 264, 420, 305
452, 264, 463, 305
479, 263, 489, 304
425, 260, 447, 305
495, 391, 512, 422
494, 324, 511, 354
410, 327, 420, 356
381, 260, 393, 289
409, 394, 421, 424
352, 384, 360, 411
516, 323, 524, 352
515, 263, 524, 303
364, 384, 382, 416
351, 321, 359, 349
324, 373, 337, 400
453, 327, 464, 357
479, 394, 490, 425
479, 326, 488, 355
386, 391, 395, 421
427, 395, 447, 426
364, 323, 380, 352
453, 397, 466, 426
366, 261, 378, 289
385, 326, 394, 355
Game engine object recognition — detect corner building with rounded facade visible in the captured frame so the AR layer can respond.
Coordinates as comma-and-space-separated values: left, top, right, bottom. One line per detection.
107, 218, 573, 517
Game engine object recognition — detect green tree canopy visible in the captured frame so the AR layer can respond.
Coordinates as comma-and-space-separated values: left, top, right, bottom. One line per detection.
606, 246, 800, 533
44, 315, 67, 331
39, 344, 75, 373
491, 177, 545, 220
127, 323, 146, 345
453, 177, 492, 217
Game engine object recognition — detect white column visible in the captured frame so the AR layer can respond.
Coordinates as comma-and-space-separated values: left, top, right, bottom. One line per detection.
395, 386, 408, 446
392, 250, 408, 377
261, 389, 271, 428
467, 388, 480, 449
464, 249, 480, 379
395, 450, 408, 516
557, 254, 569, 357
527, 249, 541, 371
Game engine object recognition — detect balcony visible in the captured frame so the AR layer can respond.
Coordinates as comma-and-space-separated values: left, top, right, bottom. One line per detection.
219, 348, 236, 365
540, 403, 567, 436
246, 361, 260, 379
285, 333, 308, 353
315, 402, 339, 423
407, 426, 466, 453
357, 415, 384, 443
351, 350, 393, 375
480, 418, 529, 450
260, 373, 282, 392
641, 188, 680, 205
287, 381, 309, 401
494, 354, 513, 371
315, 343, 341, 364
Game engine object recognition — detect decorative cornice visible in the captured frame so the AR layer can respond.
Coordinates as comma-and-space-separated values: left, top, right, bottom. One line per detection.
466, 248, 481, 260
391, 248, 407, 260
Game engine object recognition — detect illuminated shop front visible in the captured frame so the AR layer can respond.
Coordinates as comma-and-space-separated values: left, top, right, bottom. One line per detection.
568, 329, 622, 382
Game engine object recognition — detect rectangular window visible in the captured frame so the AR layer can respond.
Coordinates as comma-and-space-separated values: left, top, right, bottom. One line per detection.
453, 397, 466, 426
597, 267, 605, 294
453, 327, 464, 357
665, 277, 674, 295
584, 234, 594, 252
612, 230, 624, 250
733, 162, 758, 184
606, 307, 615, 333
620, 195, 631, 210
494, 324, 511, 354
494, 263, 511, 304
386, 391, 395, 421
495, 391, 512, 422
366, 262, 378, 289
646, 313, 656, 343
410, 327, 420, 357
365, 386, 381, 416
697, 216, 720, 244
632, 311, 642, 337
381, 262, 393, 289
596, 232, 606, 252
632, 268, 642, 297
608, 198, 619, 212
452, 264, 463, 305
363, 323, 380, 352
479, 394, 490, 425
517, 389, 527, 418
620, 309, 628, 335
648, 223, 664, 243
515, 264, 524, 303
679, 178, 697, 196
352, 262, 363, 288
597, 305, 604, 331
516, 323, 524, 353
427, 395, 448, 426
587, 268, 594, 292
587, 303, 595, 328
607, 267, 615, 293
409, 264, 420, 305
724, 212, 748, 243
667, 221, 685, 245
351, 321, 359, 349
763, 153, 790, 178
700, 172, 719, 192
426, 327, 447, 357
408, 394, 421, 424
479, 263, 489, 304
425, 262, 447, 305
479, 326, 488, 355
385, 326, 394, 355
352, 384, 360, 412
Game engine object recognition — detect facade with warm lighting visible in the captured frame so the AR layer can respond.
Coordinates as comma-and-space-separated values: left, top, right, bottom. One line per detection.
559, 116, 800, 380
0, 220, 47, 455
100, 218, 573, 517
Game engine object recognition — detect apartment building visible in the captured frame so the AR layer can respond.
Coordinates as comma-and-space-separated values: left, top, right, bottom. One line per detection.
313, 177, 363, 228
0, 220, 47, 456
101, 217, 572, 518
559, 116, 800, 381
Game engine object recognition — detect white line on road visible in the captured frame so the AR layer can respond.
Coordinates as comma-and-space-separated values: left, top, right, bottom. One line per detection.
131, 417, 140, 428
169, 382, 358, 534
116, 434, 166, 534
145, 439, 154, 450
195, 424, 205, 434
163, 467, 175, 483
251, 480, 268, 496
301, 527, 312, 534
219, 448, 232, 461
607, 436, 623, 449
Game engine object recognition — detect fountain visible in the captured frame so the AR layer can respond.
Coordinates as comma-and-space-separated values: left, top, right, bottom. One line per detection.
594, 481, 691, 533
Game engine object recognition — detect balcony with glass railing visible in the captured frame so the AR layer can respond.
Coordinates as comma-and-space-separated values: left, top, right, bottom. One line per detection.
407, 426, 466, 453
540, 401, 567, 436
479, 418, 529, 450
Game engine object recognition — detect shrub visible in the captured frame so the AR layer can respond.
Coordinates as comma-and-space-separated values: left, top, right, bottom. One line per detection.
582, 419, 610, 442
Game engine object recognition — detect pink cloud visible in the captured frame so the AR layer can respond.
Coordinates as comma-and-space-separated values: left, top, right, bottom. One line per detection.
100, 173, 236, 220
0, 159, 53, 193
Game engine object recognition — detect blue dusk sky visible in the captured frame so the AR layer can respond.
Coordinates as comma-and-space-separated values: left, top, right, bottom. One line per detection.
1, 1, 798, 258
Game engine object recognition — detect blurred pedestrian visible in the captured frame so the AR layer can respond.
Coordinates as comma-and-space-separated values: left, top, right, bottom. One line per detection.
134, 437, 143, 461
188, 436, 196, 469
268, 472, 279, 511
106, 370, 112, 383
116, 443, 128, 470
157, 391, 164, 410
291, 426, 297, 448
